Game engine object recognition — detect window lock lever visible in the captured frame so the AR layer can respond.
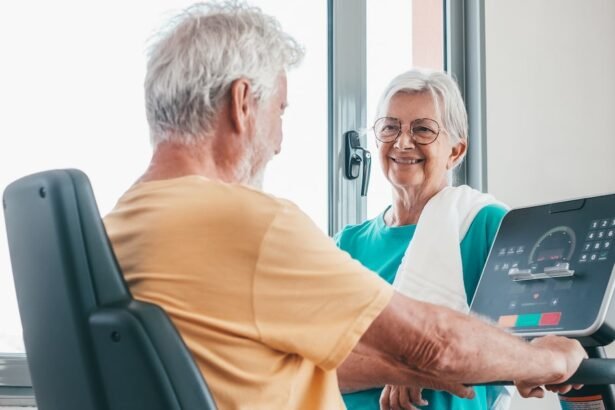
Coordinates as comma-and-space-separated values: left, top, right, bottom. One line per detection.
344, 130, 372, 197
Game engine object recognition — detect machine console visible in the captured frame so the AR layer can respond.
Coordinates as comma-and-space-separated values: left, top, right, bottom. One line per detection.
471, 194, 615, 345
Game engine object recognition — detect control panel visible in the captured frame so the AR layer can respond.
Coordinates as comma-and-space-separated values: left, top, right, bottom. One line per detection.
471, 194, 615, 345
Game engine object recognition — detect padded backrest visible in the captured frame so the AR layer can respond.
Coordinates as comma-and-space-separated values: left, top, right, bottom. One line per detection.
3, 169, 216, 410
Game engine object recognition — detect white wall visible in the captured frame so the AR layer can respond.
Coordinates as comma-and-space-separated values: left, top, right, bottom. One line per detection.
486, 0, 615, 209
484, 0, 615, 408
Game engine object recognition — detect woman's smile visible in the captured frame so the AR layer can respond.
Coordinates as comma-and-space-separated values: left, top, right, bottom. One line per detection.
389, 156, 425, 165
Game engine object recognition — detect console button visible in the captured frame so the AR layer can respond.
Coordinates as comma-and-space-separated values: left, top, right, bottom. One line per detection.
599, 252, 609, 261
540, 312, 561, 326
516, 313, 541, 327
498, 315, 517, 328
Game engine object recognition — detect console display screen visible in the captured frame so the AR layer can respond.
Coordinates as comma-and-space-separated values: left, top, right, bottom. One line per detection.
536, 248, 564, 262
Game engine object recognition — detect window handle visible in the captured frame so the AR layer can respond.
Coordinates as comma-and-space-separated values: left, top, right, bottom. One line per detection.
344, 130, 371, 197
360, 148, 371, 197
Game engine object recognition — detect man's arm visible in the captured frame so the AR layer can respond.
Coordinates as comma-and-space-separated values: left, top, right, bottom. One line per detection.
338, 292, 586, 398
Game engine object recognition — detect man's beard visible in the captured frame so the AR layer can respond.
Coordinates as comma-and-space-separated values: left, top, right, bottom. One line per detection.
245, 126, 273, 190
247, 166, 266, 189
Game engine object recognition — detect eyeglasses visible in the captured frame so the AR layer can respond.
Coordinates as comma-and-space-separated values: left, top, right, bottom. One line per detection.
373, 117, 441, 145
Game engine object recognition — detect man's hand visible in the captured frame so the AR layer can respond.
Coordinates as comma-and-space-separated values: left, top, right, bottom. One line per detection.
379, 385, 428, 410
515, 335, 587, 398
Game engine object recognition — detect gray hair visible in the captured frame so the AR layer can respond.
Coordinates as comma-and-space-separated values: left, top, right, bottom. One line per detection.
145, 1, 304, 145
375, 69, 468, 146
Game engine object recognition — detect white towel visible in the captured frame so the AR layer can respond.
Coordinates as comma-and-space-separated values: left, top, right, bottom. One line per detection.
392, 185, 513, 410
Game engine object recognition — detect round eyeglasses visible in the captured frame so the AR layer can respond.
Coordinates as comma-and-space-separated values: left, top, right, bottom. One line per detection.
373, 117, 441, 145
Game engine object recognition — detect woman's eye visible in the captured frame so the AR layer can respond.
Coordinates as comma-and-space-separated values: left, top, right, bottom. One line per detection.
414, 126, 435, 134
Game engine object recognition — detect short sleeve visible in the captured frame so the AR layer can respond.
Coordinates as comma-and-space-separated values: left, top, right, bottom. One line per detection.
481, 204, 508, 246
461, 204, 508, 301
333, 226, 349, 248
253, 201, 394, 371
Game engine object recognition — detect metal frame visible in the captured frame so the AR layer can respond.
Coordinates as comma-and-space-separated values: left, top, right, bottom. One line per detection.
445, 0, 488, 191
328, 0, 367, 236
0, 353, 34, 406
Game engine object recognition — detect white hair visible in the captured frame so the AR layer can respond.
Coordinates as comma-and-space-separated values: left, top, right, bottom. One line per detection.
145, 1, 304, 146
375, 69, 468, 147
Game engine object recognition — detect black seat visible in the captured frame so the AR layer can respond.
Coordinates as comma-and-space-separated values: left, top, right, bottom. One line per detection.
3, 169, 217, 410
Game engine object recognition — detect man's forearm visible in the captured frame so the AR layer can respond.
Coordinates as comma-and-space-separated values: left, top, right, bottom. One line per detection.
385, 295, 563, 384
340, 293, 567, 389
337, 340, 417, 393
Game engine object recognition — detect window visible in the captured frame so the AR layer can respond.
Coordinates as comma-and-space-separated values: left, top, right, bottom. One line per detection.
0, 1, 326, 353
365, 0, 444, 219
256, 1, 327, 229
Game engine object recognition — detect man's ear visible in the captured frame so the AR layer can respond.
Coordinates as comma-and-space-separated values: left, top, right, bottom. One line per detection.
229, 78, 254, 134
447, 139, 467, 170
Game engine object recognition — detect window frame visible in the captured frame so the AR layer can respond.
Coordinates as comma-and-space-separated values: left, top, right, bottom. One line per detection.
445, 0, 488, 191
328, 0, 368, 236
0, 353, 34, 406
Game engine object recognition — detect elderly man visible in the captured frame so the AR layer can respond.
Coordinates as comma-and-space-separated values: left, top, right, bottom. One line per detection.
104, 2, 585, 409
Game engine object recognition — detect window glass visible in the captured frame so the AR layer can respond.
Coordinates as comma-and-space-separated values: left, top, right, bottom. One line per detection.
366, 0, 444, 219
0, 1, 326, 352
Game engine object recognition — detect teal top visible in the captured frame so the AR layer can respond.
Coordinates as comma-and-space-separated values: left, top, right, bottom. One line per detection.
335, 204, 507, 410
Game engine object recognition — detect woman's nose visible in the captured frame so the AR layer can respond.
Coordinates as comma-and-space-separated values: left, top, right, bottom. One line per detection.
393, 126, 416, 150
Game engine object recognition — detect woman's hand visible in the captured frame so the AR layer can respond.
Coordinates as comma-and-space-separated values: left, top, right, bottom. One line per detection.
379, 384, 429, 410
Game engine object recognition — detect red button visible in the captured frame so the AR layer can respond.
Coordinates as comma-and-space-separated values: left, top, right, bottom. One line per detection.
540, 312, 561, 326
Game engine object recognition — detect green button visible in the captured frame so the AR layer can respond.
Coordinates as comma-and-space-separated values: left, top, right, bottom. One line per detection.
516, 313, 541, 327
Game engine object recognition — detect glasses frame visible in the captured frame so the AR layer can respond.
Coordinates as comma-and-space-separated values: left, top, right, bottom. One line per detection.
372, 117, 441, 145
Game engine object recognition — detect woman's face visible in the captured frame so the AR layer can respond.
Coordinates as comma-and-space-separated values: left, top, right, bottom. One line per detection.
377, 91, 466, 196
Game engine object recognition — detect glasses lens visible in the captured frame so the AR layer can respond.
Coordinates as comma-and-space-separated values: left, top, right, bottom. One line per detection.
374, 117, 401, 142
411, 119, 439, 144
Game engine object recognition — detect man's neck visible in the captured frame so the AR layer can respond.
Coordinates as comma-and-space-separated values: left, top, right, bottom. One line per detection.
138, 140, 250, 185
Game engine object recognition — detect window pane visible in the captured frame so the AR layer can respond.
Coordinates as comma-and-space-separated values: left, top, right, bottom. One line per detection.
0, 1, 326, 352
366, 0, 444, 219
254, 1, 327, 230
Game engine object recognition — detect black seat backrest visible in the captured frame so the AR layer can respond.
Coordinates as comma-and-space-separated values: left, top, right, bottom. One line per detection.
3, 169, 217, 410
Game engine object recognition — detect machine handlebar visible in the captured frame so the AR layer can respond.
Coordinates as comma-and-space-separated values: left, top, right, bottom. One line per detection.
566, 358, 615, 385
480, 359, 615, 386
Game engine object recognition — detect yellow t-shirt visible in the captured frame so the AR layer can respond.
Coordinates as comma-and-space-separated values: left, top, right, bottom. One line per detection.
103, 175, 393, 410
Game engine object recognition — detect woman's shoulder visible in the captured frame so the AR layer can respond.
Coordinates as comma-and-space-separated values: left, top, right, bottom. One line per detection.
464, 203, 508, 245
475, 203, 508, 223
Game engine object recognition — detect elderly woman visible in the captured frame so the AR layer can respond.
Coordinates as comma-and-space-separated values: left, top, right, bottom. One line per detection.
336, 69, 510, 410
